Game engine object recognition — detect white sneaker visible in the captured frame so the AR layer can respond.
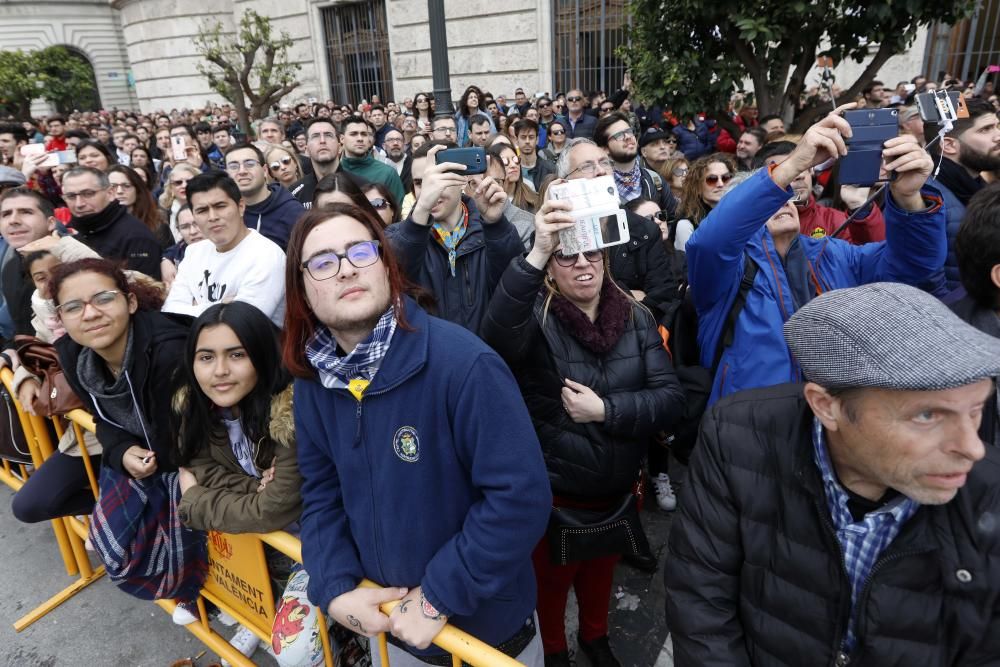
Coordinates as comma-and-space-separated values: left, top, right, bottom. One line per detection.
171, 600, 198, 625
221, 624, 261, 665
653, 473, 677, 511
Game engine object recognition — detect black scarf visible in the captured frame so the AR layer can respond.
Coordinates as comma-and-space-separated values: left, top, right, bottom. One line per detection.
71, 200, 126, 235
936, 157, 985, 206
549, 279, 630, 355
76, 324, 149, 444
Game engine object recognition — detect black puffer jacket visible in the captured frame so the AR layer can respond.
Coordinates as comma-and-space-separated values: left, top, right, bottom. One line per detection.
482, 255, 685, 498
665, 383, 1000, 666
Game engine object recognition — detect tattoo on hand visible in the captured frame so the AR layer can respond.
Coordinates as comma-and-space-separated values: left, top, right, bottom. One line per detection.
346, 614, 365, 634
398, 599, 411, 614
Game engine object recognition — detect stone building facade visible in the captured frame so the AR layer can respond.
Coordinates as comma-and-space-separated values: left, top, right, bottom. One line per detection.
0, 0, 961, 115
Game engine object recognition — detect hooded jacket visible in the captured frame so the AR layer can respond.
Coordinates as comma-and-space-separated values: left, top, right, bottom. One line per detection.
386, 196, 523, 334
294, 298, 550, 656
58, 310, 188, 475
243, 183, 305, 251
666, 383, 1000, 666
175, 383, 302, 534
687, 169, 946, 405
70, 200, 162, 279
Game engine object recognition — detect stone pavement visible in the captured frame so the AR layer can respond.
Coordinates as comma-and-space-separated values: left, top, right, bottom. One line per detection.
0, 478, 679, 667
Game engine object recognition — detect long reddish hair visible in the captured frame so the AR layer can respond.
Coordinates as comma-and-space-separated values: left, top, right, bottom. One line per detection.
282, 204, 421, 379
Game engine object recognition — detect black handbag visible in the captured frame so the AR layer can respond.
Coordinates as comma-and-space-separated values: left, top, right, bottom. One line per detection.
0, 384, 33, 465
546, 492, 652, 565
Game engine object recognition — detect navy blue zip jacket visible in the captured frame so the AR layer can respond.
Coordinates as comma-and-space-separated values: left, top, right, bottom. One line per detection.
294, 298, 551, 655
243, 183, 305, 251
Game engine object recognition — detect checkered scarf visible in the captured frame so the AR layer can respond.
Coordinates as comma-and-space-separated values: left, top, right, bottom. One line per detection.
305, 306, 397, 390
431, 203, 470, 277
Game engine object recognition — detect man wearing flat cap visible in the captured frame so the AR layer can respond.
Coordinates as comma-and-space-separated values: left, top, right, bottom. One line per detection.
665, 281, 1000, 666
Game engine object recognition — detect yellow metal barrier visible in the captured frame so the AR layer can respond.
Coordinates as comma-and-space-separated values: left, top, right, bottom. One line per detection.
0, 368, 106, 632
4, 382, 526, 666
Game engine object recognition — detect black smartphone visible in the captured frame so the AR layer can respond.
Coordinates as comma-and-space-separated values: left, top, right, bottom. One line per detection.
915, 90, 968, 123
840, 108, 898, 186
435, 147, 487, 175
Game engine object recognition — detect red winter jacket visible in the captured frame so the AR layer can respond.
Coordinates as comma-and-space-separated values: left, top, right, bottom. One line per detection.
715, 114, 757, 154
797, 195, 885, 245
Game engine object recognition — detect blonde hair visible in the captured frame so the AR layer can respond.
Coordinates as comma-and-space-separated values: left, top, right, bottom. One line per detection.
158, 163, 201, 209
539, 253, 647, 328
265, 145, 302, 184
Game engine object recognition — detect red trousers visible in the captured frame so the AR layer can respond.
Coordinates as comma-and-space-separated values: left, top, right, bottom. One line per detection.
531, 539, 619, 655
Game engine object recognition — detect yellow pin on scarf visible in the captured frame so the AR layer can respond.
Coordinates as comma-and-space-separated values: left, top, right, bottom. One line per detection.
347, 378, 370, 401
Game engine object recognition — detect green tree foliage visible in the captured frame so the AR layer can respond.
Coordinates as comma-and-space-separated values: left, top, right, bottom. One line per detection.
0, 46, 97, 118
623, 0, 977, 130
195, 9, 301, 137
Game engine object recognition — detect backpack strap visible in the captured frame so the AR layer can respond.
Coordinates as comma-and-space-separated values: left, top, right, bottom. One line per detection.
645, 168, 663, 192
711, 254, 759, 374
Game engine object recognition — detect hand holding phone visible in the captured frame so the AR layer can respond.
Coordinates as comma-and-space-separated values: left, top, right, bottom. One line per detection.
840, 108, 898, 186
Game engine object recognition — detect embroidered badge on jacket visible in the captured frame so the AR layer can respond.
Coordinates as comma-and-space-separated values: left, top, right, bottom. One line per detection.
393, 426, 420, 463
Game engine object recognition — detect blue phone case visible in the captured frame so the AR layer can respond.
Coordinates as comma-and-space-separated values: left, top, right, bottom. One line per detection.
840, 109, 898, 186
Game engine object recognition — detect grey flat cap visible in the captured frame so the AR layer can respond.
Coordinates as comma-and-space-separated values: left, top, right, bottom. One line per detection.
784, 282, 1000, 391
0, 166, 26, 186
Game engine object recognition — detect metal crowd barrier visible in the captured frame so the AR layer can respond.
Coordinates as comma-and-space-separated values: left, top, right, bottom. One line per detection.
1, 368, 523, 666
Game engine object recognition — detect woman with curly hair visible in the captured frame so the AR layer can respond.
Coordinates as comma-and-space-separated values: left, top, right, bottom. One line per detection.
673, 152, 737, 251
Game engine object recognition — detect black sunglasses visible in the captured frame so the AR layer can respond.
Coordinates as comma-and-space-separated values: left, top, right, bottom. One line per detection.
553, 249, 603, 267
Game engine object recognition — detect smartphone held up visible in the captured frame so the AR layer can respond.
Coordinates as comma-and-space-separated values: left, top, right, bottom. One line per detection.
19, 144, 77, 169
547, 175, 630, 254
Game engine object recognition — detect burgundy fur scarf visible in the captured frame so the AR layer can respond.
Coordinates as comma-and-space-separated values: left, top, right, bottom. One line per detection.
549, 280, 630, 355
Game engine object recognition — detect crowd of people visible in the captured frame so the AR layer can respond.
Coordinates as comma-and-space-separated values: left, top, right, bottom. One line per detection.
0, 66, 998, 667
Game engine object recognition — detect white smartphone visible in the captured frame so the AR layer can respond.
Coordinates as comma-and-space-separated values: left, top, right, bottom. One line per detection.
171, 135, 187, 162
548, 175, 630, 253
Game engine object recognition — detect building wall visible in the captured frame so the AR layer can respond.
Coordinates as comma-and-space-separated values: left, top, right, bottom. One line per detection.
380, 0, 553, 102
0, 0, 138, 115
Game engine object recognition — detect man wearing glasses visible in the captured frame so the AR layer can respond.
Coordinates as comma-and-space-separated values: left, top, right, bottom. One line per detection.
60, 167, 162, 279
387, 141, 521, 334
556, 138, 678, 321
639, 128, 679, 173
564, 89, 597, 140
595, 113, 678, 219
291, 118, 344, 207
224, 143, 303, 251
162, 170, 286, 326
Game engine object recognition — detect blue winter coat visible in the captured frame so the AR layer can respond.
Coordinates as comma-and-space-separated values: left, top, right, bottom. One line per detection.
673, 121, 714, 161
687, 169, 946, 405
927, 176, 966, 292
294, 298, 550, 655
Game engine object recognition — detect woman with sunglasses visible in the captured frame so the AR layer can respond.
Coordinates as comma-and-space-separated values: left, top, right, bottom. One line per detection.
673, 153, 737, 251
413, 93, 434, 134
158, 162, 200, 241
541, 119, 569, 163
488, 143, 540, 214
659, 156, 689, 201
483, 200, 685, 667
266, 145, 303, 191
363, 182, 400, 226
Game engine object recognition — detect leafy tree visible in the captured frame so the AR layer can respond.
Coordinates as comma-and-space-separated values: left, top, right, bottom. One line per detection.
623, 0, 977, 131
35, 47, 100, 113
0, 50, 40, 118
0, 47, 97, 118
195, 9, 301, 137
